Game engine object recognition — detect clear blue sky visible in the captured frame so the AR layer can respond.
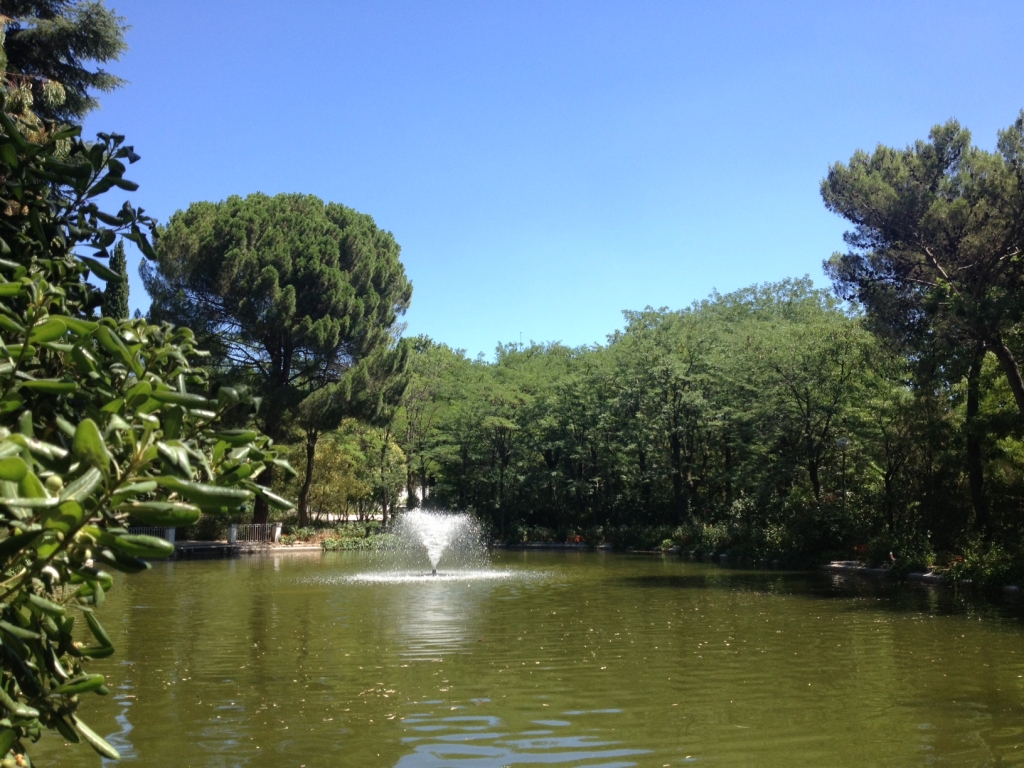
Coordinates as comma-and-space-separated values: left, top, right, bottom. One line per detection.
85, 0, 1024, 358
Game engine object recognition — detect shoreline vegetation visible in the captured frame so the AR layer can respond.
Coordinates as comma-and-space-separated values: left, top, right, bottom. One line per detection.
177, 525, 1024, 597
2, 1, 1024, 761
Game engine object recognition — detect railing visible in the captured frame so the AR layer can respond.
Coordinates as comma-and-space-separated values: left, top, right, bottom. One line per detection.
228, 523, 282, 544
127, 526, 176, 543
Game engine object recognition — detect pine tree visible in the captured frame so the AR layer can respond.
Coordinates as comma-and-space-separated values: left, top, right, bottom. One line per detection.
101, 239, 129, 319
0, 1, 128, 122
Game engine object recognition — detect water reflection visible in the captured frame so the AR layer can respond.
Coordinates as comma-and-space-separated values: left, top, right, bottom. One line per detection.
27, 552, 1024, 767
396, 707, 649, 767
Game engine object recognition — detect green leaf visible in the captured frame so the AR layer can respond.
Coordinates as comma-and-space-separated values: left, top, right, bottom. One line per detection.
95, 325, 139, 375
0, 727, 16, 755
0, 457, 28, 482
72, 419, 112, 472
80, 255, 121, 283
71, 344, 98, 374
60, 467, 103, 502
157, 442, 192, 475
0, 143, 17, 167
53, 715, 81, 744
111, 534, 174, 559
73, 715, 121, 759
26, 593, 65, 616
110, 480, 158, 502
153, 476, 251, 509
257, 487, 295, 510
52, 674, 104, 695
19, 379, 77, 394
74, 644, 116, 659
149, 389, 210, 407
41, 500, 85, 534
18, 470, 50, 500
93, 547, 149, 574
124, 380, 152, 407
119, 501, 201, 527
212, 429, 258, 446
0, 620, 40, 641
83, 610, 112, 647
62, 317, 99, 336
27, 318, 66, 344
0, 315, 25, 336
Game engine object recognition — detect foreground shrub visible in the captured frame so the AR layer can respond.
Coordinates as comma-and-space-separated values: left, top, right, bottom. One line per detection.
0, 107, 291, 762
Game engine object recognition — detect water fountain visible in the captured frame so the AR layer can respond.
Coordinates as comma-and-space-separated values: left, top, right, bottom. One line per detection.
394, 509, 484, 576
347, 509, 506, 583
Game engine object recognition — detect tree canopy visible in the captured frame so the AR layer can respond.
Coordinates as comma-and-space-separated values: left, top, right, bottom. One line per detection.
142, 192, 413, 522
0, 1, 128, 122
823, 113, 1024, 418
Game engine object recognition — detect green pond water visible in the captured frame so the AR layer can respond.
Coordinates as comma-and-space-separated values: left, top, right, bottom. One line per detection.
29, 550, 1024, 767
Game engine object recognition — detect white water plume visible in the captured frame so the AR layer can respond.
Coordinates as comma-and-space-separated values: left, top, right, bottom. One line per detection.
391, 510, 487, 574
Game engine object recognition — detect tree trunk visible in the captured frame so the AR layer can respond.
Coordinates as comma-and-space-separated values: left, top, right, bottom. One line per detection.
419, 457, 430, 507
253, 399, 285, 525
406, 466, 418, 510
253, 464, 272, 525
380, 439, 390, 528
808, 457, 821, 501
296, 429, 319, 528
883, 469, 895, 531
967, 347, 987, 530
669, 433, 685, 526
723, 441, 733, 505
990, 338, 1024, 418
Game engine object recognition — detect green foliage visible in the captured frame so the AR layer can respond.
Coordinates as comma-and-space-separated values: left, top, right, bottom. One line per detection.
388, 273, 1024, 573
0, 103, 291, 762
866, 530, 935, 577
602, 525, 675, 551
142, 192, 413, 523
274, 428, 371, 523
0, 1, 128, 122
321, 529, 397, 551
823, 113, 1024, 421
946, 536, 1024, 589
674, 521, 733, 556
411, 281, 885, 547
100, 239, 127, 320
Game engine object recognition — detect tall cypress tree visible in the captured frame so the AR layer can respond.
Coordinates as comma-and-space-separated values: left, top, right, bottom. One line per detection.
101, 239, 129, 320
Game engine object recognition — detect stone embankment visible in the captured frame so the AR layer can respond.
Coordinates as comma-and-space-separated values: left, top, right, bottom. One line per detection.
173, 542, 322, 559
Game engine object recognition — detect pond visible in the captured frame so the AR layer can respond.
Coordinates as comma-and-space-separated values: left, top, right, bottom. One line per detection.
32, 551, 1024, 766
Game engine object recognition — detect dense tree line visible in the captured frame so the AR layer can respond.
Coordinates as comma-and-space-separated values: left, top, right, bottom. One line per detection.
387, 279, 975, 563
278, 276, 1013, 567
247, 112, 1024, 579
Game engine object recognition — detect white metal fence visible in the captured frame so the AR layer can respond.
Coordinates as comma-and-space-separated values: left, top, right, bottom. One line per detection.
228, 523, 282, 544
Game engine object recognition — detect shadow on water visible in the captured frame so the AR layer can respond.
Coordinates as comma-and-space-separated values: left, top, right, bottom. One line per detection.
614, 569, 1024, 623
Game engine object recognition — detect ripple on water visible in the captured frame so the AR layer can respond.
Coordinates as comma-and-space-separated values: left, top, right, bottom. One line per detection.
396, 708, 650, 768
348, 569, 519, 584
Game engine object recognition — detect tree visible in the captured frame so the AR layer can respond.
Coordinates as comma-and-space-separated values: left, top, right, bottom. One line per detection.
0, 105, 291, 763
0, 1, 128, 123
292, 340, 409, 526
142, 193, 412, 523
822, 114, 1024, 420
100, 238, 128, 319
396, 337, 462, 510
